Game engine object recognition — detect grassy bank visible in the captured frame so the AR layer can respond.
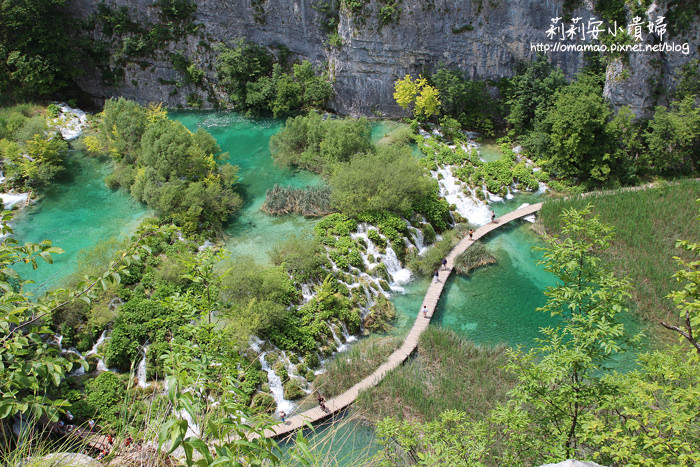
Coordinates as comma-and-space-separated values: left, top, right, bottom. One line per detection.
539, 179, 700, 345
355, 327, 516, 424
312, 336, 402, 399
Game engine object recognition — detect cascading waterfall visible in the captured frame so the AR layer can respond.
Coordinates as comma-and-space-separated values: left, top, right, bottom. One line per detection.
258, 352, 295, 415
326, 322, 348, 353
339, 322, 357, 344
300, 283, 314, 303
383, 247, 412, 289
87, 330, 108, 373
250, 336, 296, 413
137, 345, 150, 388
434, 165, 491, 226
408, 226, 428, 254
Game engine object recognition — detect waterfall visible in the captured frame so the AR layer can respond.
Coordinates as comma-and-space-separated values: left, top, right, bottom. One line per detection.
409, 226, 428, 254
339, 322, 357, 344
86, 330, 107, 356
434, 165, 491, 226
137, 345, 150, 388
300, 283, 314, 303
326, 322, 348, 353
383, 247, 412, 289
258, 352, 294, 414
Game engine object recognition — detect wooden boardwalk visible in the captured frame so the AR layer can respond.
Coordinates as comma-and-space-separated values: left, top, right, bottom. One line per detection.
260, 203, 543, 439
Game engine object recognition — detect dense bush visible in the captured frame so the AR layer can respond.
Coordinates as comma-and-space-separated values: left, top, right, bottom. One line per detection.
84, 372, 127, 427
0, 0, 78, 100
0, 105, 68, 190
431, 67, 498, 134
217, 40, 332, 117
270, 112, 372, 173
329, 144, 433, 216
97, 98, 243, 233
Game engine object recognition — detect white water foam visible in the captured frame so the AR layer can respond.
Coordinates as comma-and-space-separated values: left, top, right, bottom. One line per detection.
434, 165, 491, 226
137, 345, 150, 388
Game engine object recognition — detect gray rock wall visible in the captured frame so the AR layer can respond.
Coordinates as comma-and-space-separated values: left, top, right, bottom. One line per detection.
66, 0, 698, 118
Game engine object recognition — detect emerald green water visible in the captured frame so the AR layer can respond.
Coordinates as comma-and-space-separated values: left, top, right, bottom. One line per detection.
11, 152, 148, 293
477, 139, 503, 162
170, 112, 322, 261
277, 410, 379, 465
434, 222, 557, 346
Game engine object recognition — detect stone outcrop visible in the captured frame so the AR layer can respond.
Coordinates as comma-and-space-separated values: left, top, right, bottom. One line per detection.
66, 0, 698, 117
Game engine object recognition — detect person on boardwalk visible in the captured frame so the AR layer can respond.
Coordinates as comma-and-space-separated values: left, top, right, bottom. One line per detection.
422, 305, 428, 318
468, 228, 474, 240
434, 269, 440, 282
318, 394, 328, 412
442, 258, 447, 270
279, 410, 286, 422
491, 210, 496, 223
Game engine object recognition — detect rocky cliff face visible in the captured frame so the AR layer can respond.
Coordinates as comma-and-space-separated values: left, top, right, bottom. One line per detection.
66, 0, 698, 117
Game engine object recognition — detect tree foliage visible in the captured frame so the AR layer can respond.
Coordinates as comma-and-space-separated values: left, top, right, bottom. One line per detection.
393, 75, 441, 120
97, 98, 243, 234
217, 40, 332, 117
0, 0, 78, 100
269, 111, 372, 173
329, 144, 432, 216
506, 56, 567, 134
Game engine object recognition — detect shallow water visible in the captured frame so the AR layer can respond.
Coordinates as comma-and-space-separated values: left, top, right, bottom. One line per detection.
11, 152, 148, 293
477, 139, 503, 162
276, 409, 380, 466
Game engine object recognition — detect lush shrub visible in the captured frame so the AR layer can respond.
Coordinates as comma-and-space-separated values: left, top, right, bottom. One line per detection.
270, 112, 372, 173
217, 41, 332, 117
98, 98, 243, 233
85, 372, 127, 427
330, 144, 433, 216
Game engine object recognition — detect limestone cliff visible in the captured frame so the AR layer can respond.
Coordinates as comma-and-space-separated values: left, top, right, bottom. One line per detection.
66, 0, 698, 117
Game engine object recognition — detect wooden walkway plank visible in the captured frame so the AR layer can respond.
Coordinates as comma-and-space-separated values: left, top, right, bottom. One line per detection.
258, 203, 543, 439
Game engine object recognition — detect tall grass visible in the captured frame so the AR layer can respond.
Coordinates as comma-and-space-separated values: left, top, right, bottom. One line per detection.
454, 241, 497, 275
313, 336, 401, 399
539, 179, 700, 345
356, 327, 516, 424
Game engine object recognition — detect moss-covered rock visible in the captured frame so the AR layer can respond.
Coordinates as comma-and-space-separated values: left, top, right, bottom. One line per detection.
283, 380, 305, 400
250, 392, 276, 413
363, 295, 397, 333
369, 263, 391, 282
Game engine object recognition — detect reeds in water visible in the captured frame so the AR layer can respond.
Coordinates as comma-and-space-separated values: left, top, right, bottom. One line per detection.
261, 184, 333, 217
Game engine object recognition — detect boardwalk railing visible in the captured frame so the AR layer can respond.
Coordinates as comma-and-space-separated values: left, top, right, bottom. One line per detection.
259, 203, 543, 439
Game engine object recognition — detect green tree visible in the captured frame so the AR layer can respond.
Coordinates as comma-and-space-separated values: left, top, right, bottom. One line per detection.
269, 112, 372, 174
541, 74, 617, 184
393, 75, 441, 120
661, 207, 700, 354
432, 68, 496, 134
0, 211, 148, 432
329, 144, 432, 216
0, 0, 78, 100
506, 56, 567, 134
493, 205, 632, 464
583, 346, 700, 466
644, 96, 700, 176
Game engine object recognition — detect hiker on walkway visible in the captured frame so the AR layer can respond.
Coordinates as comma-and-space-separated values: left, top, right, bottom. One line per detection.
442, 258, 447, 270
318, 394, 327, 412
491, 210, 496, 223
434, 270, 440, 282
422, 305, 428, 318
279, 410, 286, 422
468, 228, 473, 240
